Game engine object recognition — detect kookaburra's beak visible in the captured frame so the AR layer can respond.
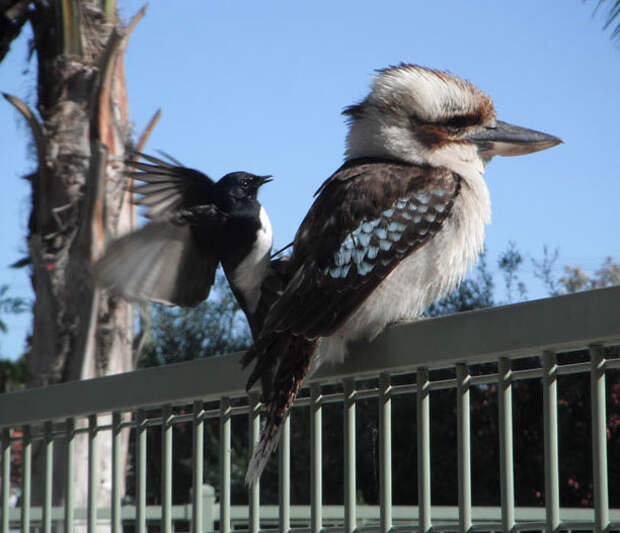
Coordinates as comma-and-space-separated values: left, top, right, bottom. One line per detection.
465, 120, 563, 157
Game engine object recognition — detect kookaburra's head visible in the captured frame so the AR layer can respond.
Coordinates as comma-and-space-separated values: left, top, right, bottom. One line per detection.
344, 64, 562, 178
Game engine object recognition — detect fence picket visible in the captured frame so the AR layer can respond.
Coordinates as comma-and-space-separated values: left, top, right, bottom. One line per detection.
220, 397, 232, 533
311, 383, 322, 533
379, 373, 392, 533
43, 422, 53, 533
249, 393, 261, 533
65, 418, 75, 533
192, 401, 204, 533
279, 415, 291, 533
2, 428, 10, 533
590, 344, 609, 533
542, 351, 560, 533
135, 410, 147, 533
417, 368, 431, 533
20, 426, 30, 533
457, 363, 472, 533
344, 378, 357, 533
498, 358, 515, 533
161, 406, 173, 533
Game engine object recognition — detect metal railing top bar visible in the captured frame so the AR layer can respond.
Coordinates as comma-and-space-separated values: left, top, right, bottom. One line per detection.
1, 285, 619, 428
8, 503, 620, 523
0, 347, 250, 427
313, 285, 620, 383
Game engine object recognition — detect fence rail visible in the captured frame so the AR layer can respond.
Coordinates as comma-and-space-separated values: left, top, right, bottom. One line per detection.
6, 502, 620, 532
1, 285, 620, 533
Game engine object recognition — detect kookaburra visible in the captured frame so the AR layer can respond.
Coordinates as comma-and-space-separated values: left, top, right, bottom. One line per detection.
242, 64, 562, 482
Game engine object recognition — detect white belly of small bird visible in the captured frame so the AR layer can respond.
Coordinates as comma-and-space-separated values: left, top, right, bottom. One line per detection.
232, 206, 273, 313
315, 173, 491, 367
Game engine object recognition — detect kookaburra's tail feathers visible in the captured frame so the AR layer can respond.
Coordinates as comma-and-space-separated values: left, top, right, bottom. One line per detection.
243, 332, 316, 484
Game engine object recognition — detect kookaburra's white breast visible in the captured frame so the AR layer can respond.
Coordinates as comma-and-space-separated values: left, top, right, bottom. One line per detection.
231, 206, 273, 313
315, 170, 491, 366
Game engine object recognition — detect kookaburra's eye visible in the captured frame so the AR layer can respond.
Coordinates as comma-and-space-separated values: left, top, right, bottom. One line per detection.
442, 118, 466, 133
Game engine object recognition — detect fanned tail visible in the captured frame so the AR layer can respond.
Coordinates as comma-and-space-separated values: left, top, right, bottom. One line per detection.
243, 332, 316, 484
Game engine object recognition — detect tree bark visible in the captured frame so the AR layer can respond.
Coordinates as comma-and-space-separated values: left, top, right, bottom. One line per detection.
4, 0, 149, 522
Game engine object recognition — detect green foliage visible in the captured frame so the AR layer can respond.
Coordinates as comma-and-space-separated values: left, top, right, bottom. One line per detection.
532, 245, 561, 296
0, 284, 27, 334
498, 240, 528, 302
139, 272, 251, 368
0, 354, 27, 393
0, 284, 28, 359
560, 256, 620, 293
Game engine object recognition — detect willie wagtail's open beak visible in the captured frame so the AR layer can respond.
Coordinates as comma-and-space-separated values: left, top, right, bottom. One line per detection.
465, 120, 563, 157
256, 175, 273, 186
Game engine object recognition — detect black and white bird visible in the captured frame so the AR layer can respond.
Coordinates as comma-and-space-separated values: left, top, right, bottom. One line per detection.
242, 64, 562, 481
94, 153, 277, 335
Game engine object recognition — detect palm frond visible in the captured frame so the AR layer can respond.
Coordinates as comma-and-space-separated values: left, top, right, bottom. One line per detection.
591, 0, 620, 41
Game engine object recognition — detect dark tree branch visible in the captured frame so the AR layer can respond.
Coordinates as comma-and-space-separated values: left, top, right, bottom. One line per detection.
0, 0, 30, 63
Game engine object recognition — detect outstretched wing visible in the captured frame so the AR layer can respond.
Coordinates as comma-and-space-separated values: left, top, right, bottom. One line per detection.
95, 153, 222, 307
264, 158, 461, 338
128, 152, 216, 219
94, 218, 220, 307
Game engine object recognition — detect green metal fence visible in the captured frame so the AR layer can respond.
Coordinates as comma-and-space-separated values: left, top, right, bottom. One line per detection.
1, 286, 620, 533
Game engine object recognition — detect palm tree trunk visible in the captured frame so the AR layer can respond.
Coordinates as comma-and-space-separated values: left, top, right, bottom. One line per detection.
4, 0, 152, 521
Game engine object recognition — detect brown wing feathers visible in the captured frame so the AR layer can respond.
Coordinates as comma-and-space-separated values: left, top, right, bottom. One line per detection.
264, 161, 459, 338
243, 159, 460, 483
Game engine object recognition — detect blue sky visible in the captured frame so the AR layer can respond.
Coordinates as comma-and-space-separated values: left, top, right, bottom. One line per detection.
1, 1, 619, 359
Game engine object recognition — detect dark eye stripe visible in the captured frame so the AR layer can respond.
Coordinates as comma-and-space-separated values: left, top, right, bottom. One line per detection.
440, 112, 482, 129
409, 111, 482, 138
